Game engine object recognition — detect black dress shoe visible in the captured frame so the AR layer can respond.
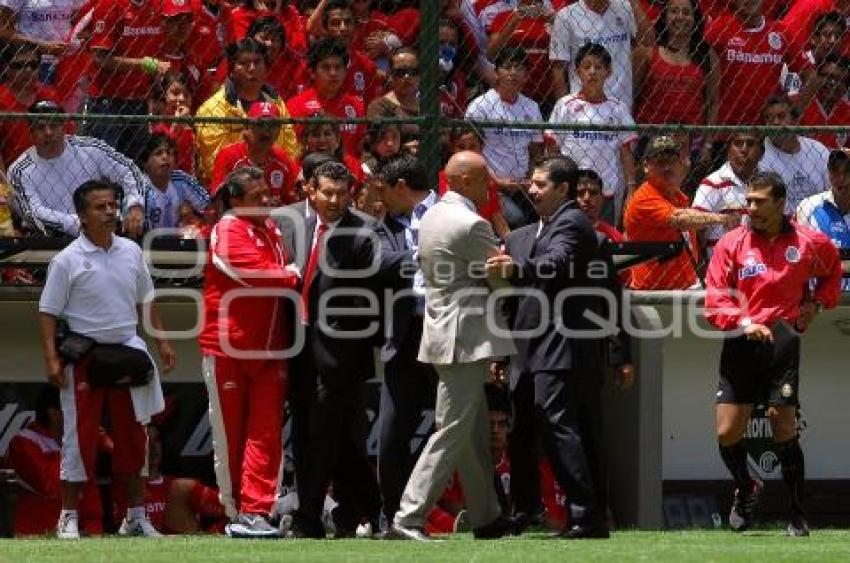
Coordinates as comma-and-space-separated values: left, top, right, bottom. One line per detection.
557, 523, 610, 539
386, 523, 436, 541
473, 515, 519, 539
513, 510, 547, 533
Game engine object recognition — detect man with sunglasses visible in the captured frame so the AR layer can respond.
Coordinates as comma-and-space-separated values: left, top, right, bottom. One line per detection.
366, 47, 421, 143
0, 43, 63, 166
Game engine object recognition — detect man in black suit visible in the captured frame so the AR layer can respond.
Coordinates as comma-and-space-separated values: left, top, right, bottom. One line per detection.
279, 160, 381, 538
372, 154, 439, 527
487, 156, 612, 539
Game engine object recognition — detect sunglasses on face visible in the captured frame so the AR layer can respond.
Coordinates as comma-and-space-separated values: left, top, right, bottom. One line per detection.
391, 67, 420, 79
9, 60, 39, 70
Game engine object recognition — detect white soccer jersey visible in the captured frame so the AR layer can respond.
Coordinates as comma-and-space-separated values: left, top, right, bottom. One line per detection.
9, 135, 145, 236
759, 136, 830, 214
465, 88, 544, 180
550, 0, 636, 110
144, 170, 210, 231
0, 0, 86, 42
692, 162, 751, 244
547, 93, 636, 199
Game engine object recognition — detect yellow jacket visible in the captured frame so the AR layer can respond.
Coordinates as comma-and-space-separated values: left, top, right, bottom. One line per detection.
195, 81, 299, 186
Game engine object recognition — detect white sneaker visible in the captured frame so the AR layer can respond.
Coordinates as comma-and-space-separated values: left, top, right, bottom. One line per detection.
118, 515, 163, 537
56, 512, 80, 539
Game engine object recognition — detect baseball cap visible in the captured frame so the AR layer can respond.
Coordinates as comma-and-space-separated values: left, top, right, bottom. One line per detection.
247, 101, 281, 120
644, 135, 680, 159
162, 0, 192, 17
28, 99, 63, 115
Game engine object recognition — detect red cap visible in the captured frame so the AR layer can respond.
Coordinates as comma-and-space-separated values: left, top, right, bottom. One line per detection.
162, 0, 192, 18
247, 101, 281, 120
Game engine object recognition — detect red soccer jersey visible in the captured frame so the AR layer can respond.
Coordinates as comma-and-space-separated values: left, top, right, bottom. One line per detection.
0, 85, 68, 164
345, 49, 383, 105
634, 47, 705, 125
211, 141, 299, 205
795, 96, 850, 149
782, 0, 850, 62
386, 7, 420, 46
286, 87, 366, 156
706, 16, 787, 125
705, 221, 843, 330
186, 0, 224, 72
225, 4, 307, 56
87, 0, 164, 100
349, 10, 393, 54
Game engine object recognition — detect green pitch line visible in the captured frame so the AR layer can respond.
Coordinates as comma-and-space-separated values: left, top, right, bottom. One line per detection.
2, 530, 850, 563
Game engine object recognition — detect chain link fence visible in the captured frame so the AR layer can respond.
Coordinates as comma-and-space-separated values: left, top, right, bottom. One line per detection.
0, 0, 847, 289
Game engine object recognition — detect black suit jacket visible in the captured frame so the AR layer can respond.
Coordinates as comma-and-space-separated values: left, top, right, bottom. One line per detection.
280, 205, 380, 383
505, 200, 609, 375
375, 215, 419, 363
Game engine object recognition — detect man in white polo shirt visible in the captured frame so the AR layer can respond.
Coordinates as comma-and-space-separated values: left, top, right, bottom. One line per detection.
38, 179, 175, 539
465, 47, 543, 227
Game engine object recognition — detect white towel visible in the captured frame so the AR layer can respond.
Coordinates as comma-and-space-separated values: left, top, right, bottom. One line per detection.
124, 335, 165, 424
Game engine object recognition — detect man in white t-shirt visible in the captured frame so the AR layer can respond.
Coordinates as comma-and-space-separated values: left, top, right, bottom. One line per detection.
547, 43, 637, 224
758, 94, 830, 214
692, 132, 764, 251
0, 0, 85, 82
8, 99, 145, 237
466, 46, 544, 227
549, 0, 649, 111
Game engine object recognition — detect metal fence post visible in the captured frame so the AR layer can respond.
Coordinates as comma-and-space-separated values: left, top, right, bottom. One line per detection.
418, 0, 441, 189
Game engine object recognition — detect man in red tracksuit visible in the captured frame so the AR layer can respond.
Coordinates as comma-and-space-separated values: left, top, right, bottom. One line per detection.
705, 171, 842, 537
199, 166, 300, 538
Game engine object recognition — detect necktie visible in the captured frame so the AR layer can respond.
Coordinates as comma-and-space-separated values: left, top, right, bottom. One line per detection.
301, 223, 328, 323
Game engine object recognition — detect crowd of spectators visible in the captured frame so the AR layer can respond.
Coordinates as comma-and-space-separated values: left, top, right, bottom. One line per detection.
0, 0, 844, 291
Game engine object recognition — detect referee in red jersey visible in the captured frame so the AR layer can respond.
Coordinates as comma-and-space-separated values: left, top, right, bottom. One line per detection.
705, 172, 842, 536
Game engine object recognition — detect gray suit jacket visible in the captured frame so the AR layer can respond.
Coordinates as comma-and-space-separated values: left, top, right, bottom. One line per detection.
417, 191, 516, 365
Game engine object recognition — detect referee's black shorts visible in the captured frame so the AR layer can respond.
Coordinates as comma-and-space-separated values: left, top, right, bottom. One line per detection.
716, 322, 801, 407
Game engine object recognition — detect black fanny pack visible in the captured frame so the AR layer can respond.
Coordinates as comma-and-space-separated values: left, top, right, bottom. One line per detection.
58, 332, 153, 388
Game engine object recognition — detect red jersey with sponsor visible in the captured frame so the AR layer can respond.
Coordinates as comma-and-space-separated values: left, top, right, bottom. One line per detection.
88, 0, 164, 99
211, 141, 299, 205
488, 9, 555, 102
438, 170, 502, 220
8, 422, 102, 536
199, 214, 298, 357
345, 50, 383, 105
0, 85, 67, 164
705, 16, 787, 125
705, 221, 842, 330
634, 47, 705, 124
286, 87, 366, 156
795, 96, 850, 149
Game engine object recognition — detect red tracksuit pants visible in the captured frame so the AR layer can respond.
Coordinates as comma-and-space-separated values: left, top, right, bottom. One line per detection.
202, 355, 286, 518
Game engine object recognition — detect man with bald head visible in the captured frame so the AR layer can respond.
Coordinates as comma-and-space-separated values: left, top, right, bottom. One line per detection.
388, 152, 518, 541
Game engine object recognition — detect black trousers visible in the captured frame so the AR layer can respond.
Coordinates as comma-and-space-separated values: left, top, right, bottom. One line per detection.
508, 371, 543, 516
290, 342, 380, 534
377, 320, 437, 523
532, 369, 605, 523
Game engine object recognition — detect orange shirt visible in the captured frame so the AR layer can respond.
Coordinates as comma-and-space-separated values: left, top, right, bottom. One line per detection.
624, 180, 698, 290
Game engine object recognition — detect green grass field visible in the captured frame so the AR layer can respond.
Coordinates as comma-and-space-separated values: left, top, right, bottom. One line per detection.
2, 530, 850, 563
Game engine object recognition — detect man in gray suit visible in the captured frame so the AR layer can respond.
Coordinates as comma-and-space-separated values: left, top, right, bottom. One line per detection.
389, 151, 517, 541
